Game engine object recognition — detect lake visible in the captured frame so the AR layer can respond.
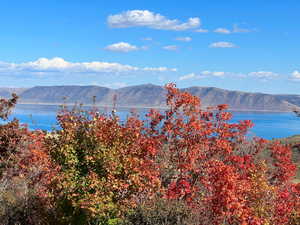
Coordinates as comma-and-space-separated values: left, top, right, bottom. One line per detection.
3, 104, 300, 140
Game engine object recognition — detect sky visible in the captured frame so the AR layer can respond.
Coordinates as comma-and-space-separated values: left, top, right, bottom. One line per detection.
0, 0, 299, 94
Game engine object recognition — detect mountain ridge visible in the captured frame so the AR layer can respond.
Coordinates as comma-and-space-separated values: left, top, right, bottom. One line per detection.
1, 84, 300, 112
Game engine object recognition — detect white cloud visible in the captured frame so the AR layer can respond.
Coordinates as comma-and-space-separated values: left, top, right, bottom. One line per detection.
178, 68, 287, 83
179, 71, 227, 80
248, 71, 279, 78
233, 24, 253, 33
0, 57, 177, 75
194, 28, 209, 33
102, 82, 128, 89
140, 46, 149, 50
201, 71, 226, 77
179, 70, 282, 81
213, 24, 254, 34
175, 36, 192, 42
142, 37, 152, 41
214, 28, 231, 34
20, 57, 137, 72
163, 45, 178, 51
179, 73, 196, 80
107, 10, 200, 31
291, 70, 300, 80
105, 42, 139, 52
143, 67, 177, 72
18, 57, 72, 71
209, 42, 236, 48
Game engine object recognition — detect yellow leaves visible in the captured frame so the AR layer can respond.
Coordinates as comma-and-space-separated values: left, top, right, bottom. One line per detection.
35, 84, 300, 224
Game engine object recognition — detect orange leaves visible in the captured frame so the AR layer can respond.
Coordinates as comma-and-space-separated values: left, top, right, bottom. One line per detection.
49, 106, 162, 218
217, 104, 228, 111
150, 84, 300, 224
2, 84, 299, 224
167, 179, 192, 200
0, 97, 58, 216
165, 83, 201, 114
269, 142, 297, 183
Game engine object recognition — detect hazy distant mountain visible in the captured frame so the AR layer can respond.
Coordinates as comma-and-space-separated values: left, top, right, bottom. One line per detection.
1, 84, 300, 112
19, 86, 112, 104
115, 84, 166, 107
183, 87, 298, 111
0, 88, 27, 98
275, 95, 300, 108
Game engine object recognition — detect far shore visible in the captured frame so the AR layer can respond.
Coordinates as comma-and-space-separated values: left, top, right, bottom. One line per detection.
16, 102, 296, 113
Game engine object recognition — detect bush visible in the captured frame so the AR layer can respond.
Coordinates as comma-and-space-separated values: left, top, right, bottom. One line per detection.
2, 85, 300, 224
46, 106, 161, 223
0, 176, 53, 225
123, 197, 199, 225
46, 84, 300, 224
0, 95, 58, 225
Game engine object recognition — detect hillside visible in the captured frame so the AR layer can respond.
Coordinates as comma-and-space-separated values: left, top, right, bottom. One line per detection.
1, 84, 300, 112
184, 86, 298, 111
19, 86, 113, 104
0, 88, 27, 98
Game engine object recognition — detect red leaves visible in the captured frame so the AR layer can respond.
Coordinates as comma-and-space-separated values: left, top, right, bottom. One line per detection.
0, 96, 58, 211
269, 142, 297, 183
167, 179, 192, 201
153, 84, 299, 224
49, 106, 162, 217
1, 84, 299, 224
217, 104, 228, 111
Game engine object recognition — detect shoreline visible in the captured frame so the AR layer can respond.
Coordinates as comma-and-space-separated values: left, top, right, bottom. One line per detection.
17, 102, 296, 113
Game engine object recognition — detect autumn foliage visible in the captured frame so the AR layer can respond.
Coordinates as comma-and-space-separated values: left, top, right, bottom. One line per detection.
0, 95, 57, 224
47, 105, 161, 223
1, 84, 300, 224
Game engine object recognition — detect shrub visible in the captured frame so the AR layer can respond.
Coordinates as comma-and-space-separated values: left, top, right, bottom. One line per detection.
149, 84, 300, 224
46, 84, 300, 224
0, 176, 53, 225
0, 94, 58, 225
123, 197, 199, 225
47, 106, 161, 223
2, 85, 300, 224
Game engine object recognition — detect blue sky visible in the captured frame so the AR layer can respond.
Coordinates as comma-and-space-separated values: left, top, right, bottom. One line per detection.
0, 0, 299, 94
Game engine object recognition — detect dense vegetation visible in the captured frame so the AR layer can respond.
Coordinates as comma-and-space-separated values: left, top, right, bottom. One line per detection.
1, 83, 300, 225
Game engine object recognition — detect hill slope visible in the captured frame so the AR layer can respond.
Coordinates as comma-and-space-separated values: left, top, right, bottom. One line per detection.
0, 88, 27, 98
1, 84, 299, 112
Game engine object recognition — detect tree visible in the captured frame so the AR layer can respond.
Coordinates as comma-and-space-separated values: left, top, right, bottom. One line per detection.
144, 84, 300, 224
25, 84, 300, 224
47, 105, 161, 223
0, 94, 57, 225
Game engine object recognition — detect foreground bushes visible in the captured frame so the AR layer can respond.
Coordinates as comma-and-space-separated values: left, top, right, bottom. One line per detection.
1, 84, 300, 224
0, 97, 57, 224
123, 197, 199, 225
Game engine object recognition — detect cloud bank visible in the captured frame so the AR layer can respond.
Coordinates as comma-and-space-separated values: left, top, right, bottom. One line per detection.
291, 70, 300, 80
179, 70, 281, 81
175, 37, 192, 42
209, 42, 236, 48
163, 45, 178, 51
214, 28, 231, 34
104, 42, 140, 52
179, 71, 227, 80
107, 10, 200, 31
0, 57, 177, 75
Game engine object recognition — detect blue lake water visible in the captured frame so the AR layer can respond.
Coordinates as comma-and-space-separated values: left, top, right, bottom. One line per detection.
3, 104, 300, 140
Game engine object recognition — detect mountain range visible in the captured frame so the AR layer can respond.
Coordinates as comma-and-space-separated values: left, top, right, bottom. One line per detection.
1, 84, 300, 112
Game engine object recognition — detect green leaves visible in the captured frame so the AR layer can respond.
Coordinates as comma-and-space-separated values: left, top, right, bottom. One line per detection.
2, 85, 300, 224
